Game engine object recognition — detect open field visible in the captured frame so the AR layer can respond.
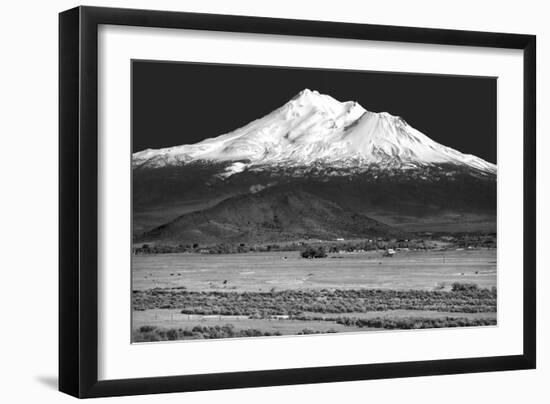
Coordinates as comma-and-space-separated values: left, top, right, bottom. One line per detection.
133, 308, 496, 337
132, 249, 497, 341
133, 249, 496, 292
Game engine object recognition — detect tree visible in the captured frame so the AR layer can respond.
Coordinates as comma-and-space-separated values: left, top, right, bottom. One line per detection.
451, 282, 479, 292
301, 246, 327, 259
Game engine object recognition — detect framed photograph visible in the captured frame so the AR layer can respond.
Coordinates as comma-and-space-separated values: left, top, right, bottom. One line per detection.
59, 6, 536, 398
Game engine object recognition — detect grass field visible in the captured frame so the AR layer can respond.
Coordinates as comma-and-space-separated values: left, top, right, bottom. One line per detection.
132, 249, 497, 341
132, 249, 496, 292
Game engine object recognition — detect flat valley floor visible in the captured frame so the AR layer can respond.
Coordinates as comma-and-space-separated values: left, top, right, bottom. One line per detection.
132, 249, 497, 341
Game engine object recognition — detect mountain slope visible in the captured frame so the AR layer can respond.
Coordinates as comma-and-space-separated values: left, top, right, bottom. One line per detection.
133, 89, 496, 175
138, 187, 405, 245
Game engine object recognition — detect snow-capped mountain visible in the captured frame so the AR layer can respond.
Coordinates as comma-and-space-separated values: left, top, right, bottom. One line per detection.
132, 89, 497, 237
133, 89, 496, 177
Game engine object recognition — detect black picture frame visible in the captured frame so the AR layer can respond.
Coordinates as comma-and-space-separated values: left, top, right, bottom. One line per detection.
59, 5, 536, 398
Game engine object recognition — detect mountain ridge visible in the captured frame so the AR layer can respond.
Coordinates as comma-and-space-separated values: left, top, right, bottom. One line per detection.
133, 89, 496, 176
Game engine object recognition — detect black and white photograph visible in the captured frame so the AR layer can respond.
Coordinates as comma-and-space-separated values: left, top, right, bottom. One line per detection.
131, 60, 497, 342
0, 0, 543, 401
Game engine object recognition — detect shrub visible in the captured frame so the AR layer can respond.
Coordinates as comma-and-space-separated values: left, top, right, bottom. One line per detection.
134, 287, 497, 316
166, 329, 179, 340
336, 316, 496, 330
301, 246, 327, 259
134, 324, 284, 341
451, 282, 479, 292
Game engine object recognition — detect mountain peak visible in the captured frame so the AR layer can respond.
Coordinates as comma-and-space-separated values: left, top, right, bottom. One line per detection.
286, 88, 354, 116
290, 88, 332, 103
292, 88, 316, 98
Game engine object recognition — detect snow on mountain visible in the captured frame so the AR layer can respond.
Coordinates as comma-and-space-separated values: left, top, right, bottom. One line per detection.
133, 89, 496, 175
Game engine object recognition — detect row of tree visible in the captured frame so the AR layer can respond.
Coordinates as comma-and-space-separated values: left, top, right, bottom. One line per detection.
133, 232, 497, 255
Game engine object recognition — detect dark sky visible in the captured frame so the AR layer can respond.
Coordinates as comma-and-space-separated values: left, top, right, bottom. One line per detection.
132, 60, 497, 164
